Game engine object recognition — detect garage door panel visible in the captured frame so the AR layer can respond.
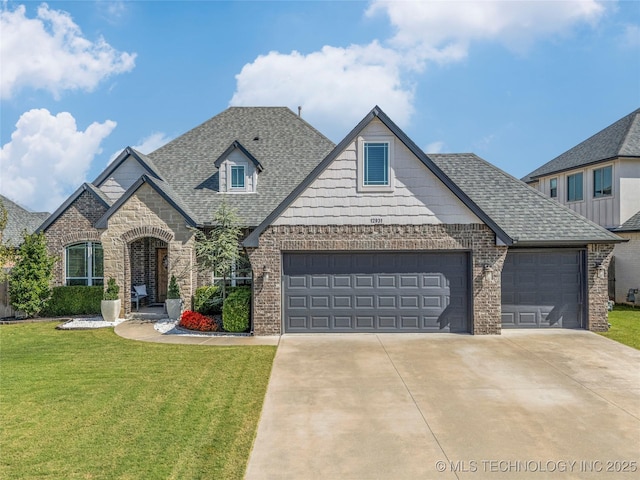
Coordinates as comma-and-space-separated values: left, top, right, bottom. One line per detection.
334, 316, 353, 329
502, 250, 583, 329
355, 276, 374, 288
288, 276, 307, 288
283, 252, 469, 333
379, 316, 397, 328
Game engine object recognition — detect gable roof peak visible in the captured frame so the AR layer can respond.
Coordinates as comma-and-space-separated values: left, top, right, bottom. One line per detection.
523, 107, 640, 182
213, 140, 264, 172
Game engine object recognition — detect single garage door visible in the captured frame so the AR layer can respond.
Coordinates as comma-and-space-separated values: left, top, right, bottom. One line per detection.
501, 250, 584, 329
283, 252, 469, 333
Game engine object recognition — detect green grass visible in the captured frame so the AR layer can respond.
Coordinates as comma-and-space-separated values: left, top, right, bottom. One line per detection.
0, 322, 276, 479
600, 305, 640, 350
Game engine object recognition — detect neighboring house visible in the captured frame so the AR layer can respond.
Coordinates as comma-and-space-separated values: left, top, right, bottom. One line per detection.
0, 194, 50, 249
522, 108, 640, 304
38, 106, 622, 334
0, 195, 50, 318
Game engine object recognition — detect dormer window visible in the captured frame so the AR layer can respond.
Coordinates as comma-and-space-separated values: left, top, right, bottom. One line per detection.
214, 141, 264, 194
231, 165, 246, 189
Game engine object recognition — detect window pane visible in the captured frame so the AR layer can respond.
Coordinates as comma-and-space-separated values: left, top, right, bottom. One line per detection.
594, 166, 612, 197
567, 173, 583, 201
67, 278, 88, 286
550, 178, 557, 198
231, 166, 245, 188
92, 243, 104, 279
364, 143, 389, 186
66, 244, 87, 278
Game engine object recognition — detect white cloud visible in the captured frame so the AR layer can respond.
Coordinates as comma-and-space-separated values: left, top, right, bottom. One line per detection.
230, 2, 608, 139
230, 43, 415, 140
0, 3, 136, 99
0, 109, 116, 212
425, 141, 445, 154
108, 132, 171, 164
367, 0, 607, 63
620, 24, 640, 48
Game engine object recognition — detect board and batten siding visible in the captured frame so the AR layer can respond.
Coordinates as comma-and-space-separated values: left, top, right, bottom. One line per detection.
99, 157, 148, 202
535, 160, 620, 229
274, 119, 480, 226
618, 158, 640, 225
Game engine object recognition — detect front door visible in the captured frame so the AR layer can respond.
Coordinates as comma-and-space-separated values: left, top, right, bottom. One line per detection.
156, 248, 168, 303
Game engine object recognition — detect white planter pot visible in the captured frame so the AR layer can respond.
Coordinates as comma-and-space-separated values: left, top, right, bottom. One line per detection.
101, 299, 121, 322
166, 299, 182, 321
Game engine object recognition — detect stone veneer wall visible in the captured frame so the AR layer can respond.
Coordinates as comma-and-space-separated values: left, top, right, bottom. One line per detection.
101, 183, 196, 315
247, 224, 508, 336
42, 191, 108, 286
587, 243, 615, 332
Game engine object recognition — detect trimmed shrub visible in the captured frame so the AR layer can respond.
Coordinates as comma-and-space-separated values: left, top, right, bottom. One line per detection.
103, 278, 119, 300
42, 286, 103, 316
222, 287, 251, 333
167, 275, 180, 299
179, 310, 219, 332
193, 285, 223, 315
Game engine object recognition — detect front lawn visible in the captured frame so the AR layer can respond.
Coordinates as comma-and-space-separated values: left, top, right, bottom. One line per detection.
600, 305, 640, 350
0, 322, 275, 479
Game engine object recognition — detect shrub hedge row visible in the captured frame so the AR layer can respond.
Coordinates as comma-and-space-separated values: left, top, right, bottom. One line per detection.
42, 286, 103, 316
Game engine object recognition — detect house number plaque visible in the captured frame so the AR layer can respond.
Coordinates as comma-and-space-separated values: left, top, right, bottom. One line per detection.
370, 217, 383, 224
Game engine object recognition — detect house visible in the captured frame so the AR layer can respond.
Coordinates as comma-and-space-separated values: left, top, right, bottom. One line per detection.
38, 106, 622, 334
522, 108, 640, 304
0, 195, 50, 318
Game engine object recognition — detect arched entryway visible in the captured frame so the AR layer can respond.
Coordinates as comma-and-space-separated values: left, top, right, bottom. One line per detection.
129, 237, 169, 307
121, 226, 175, 314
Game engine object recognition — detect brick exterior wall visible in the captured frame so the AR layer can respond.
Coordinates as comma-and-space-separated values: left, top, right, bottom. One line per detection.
587, 243, 615, 332
247, 224, 508, 335
42, 190, 108, 286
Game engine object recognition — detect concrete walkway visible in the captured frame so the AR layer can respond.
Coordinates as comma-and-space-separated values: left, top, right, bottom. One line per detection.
114, 320, 280, 346
246, 330, 640, 479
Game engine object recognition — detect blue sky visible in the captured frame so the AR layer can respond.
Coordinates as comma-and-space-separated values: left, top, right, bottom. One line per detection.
1, 0, 639, 213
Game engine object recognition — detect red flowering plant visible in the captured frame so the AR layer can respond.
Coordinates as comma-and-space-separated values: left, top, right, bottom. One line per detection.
178, 310, 219, 332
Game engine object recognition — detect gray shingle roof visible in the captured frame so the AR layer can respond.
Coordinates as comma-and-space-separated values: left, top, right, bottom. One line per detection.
615, 210, 640, 232
522, 108, 640, 183
431, 153, 623, 245
0, 195, 50, 247
147, 107, 335, 227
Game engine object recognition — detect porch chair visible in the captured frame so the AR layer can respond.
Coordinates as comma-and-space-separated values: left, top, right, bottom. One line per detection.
131, 285, 149, 311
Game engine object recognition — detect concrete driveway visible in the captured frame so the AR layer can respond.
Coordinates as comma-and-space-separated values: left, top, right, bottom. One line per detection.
245, 330, 640, 479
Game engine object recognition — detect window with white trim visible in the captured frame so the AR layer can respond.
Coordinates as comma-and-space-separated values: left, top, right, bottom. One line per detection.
593, 165, 612, 198
364, 142, 389, 186
231, 165, 246, 189
66, 242, 103, 286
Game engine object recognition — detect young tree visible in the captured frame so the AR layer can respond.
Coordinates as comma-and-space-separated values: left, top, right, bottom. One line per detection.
192, 201, 243, 299
9, 231, 56, 317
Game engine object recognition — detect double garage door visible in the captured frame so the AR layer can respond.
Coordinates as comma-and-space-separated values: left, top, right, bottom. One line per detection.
501, 250, 585, 329
283, 252, 469, 333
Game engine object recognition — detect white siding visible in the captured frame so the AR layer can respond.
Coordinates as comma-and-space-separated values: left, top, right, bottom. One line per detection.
618, 158, 640, 224
613, 232, 640, 304
99, 157, 147, 202
274, 119, 480, 226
